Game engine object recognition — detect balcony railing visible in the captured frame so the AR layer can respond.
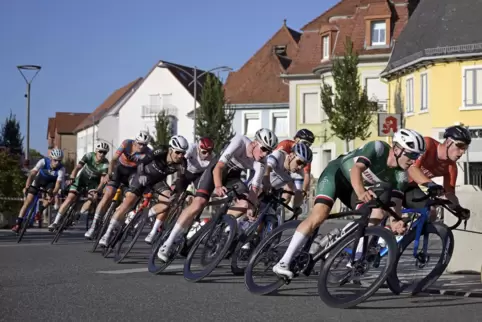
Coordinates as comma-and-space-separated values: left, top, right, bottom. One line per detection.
141, 105, 178, 118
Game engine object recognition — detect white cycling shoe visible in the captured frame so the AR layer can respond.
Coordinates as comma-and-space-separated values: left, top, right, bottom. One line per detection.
272, 262, 294, 279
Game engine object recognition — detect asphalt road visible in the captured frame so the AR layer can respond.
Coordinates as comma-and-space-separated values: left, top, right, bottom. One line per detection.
1, 220, 482, 322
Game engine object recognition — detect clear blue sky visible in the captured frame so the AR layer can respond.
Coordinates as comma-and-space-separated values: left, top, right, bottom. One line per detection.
0, 0, 337, 154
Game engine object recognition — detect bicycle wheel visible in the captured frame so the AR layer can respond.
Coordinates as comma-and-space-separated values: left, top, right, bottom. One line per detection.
244, 220, 302, 295
148, 225, 187, 274
91, 201, 117, 253
51, 203, 77, 244
114, 211, 148, 263
386, 222, 454, 295
17, 206, 36, 243
317, 226, 398, 309
183, 215, 237, 282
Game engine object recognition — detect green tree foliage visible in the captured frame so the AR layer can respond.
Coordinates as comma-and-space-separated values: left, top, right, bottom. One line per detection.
0, 151, 26, 220
196, 74, 235, 153
151, 110, 172, 148
0, 111, 24, 155
320, 37, 378, 152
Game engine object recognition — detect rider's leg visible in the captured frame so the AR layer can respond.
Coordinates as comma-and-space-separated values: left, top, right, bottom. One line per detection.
84, 186, 116, 238
99, 191, 138, 245
145, 186, 172, 243
48, 191, 77, 230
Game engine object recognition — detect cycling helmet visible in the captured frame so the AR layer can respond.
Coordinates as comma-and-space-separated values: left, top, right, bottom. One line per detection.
293, 142, 313, 163
50, 148, 63, 161
135, 131, 151, 144
169, 135, 189, 152
254, 128, 278, 151
295, 129, 315, 144
95, 142, 110, 152
392, 128, 426, 154
443, 125, 472, 145
199, 137, 214, 151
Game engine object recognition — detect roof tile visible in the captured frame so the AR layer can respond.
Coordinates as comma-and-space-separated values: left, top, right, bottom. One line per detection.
54, 112, 90, 134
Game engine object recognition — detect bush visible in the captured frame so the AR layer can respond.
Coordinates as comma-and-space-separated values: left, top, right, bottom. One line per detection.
0, 151, 26, 225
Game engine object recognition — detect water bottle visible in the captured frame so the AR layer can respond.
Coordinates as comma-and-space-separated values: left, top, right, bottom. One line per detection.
309, 228, 341, 255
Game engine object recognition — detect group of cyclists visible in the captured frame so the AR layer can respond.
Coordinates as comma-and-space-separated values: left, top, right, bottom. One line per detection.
13, 123, 472, 281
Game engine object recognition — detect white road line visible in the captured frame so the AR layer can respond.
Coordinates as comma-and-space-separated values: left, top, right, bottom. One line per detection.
96, 264, 185, 274
0, 241, 87, 247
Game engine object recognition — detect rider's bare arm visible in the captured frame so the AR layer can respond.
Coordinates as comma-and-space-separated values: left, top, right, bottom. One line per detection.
350, 162, 368, 198
287, 181, 303, 208
407, 165, 431, 185
302, 171, 310, 195
213, 162, 225, 188
52, 167, 66, 195
70, 163, 84, 179
444, 164, 460, 207
108, 154, 119, 175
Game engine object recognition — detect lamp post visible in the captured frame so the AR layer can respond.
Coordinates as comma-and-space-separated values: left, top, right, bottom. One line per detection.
17, 65, 41, 165
157, 62, 232, 140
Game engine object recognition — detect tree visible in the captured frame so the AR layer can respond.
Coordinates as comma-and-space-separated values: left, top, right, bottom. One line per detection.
196, 74, 235, 153
151, 110, 172, 148
29, 148, 44, 159
320, 37, 378, 152
0, 151, 26, 221
0, 111, 24, 155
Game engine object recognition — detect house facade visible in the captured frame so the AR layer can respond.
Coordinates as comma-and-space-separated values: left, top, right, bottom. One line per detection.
381, 0, 482, 187
225, 20, 300, 143
47, 112, 90, 161
281, 0, 413, 177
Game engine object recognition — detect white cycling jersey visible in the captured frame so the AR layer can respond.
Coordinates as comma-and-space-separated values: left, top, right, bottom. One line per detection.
219, 134, 266, 188
266, 150, 302, 190
185, 143, 215, 174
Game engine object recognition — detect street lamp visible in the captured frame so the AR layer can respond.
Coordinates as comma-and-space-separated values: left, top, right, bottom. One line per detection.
17, 64, 41, 165
157, 62, 232, 140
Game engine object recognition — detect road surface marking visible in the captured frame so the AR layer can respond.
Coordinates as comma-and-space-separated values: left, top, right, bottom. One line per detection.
96, 265, 185, 274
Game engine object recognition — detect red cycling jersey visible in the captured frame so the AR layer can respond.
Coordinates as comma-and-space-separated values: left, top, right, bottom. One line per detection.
275, 139, 311, 174
410, 137, 458, 193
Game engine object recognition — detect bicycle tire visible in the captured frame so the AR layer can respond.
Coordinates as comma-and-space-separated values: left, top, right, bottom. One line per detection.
183, 215, 237, 282
91, 201, 117, 253
386, 222, 454, 295
147, 225, 186, 274
51, 203, 77, 244
317, 226, 398, 309
114, 211, 148, 263
17, 206, 36, 243
244, 220, 302, 295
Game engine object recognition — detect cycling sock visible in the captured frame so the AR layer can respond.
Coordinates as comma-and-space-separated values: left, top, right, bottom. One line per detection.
105, 219, 120, 236
164, 223, 185, 248
91, 213, 102, 227
150, 219, 163, 235
148, 208, 157, 218
279, 231, 308, 265
53, 213, 63, 224
16, 217, 23, 225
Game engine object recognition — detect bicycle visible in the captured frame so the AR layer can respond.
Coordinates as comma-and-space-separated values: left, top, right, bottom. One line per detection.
91, 186, 125, 253
244, 182, 401, 309
385, 192, 466, 295
230, 189, 297, 276
51, 189, 100, 244
16, 188, 50, 243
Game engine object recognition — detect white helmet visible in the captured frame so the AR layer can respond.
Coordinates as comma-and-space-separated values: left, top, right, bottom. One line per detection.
50, 148, 63, 160
95, 142, 110, 152
393, 128, 426, 154
135, 131, 151, 144
169, 135, 189, 152
255, 128, 278, 151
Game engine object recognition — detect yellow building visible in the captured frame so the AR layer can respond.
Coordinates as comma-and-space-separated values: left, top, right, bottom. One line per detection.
282, 0, 413, 178
381, 0, 482, 186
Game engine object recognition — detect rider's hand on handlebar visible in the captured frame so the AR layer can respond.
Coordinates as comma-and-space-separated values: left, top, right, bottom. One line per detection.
214, 186, 227, 197
391, 220, 406, 234
358, 190, 376, 203
424, 182, 445, 196
454, 205, 470, 220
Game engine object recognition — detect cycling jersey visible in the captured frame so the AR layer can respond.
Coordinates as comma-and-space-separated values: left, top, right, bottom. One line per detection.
266, 150, 302, 190
275, 139, 311, 174
116, 139, 151, 167
70, 152, 109, 194
34, 158, 65, 182
315, 141, 408, 208
218, 134, 266, 188
411, 136, 457, 193
185, 143, 215, 174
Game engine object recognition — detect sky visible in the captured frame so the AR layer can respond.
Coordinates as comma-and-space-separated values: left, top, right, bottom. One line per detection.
0, 0, 338, 154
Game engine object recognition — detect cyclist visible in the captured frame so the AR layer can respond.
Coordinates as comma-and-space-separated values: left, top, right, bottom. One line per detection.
84, 131, 152, 239
144, 137, 216, 244
156, 128, 278, 262
48, 142, 110, 232
98, 135, 189, 247
406, 125, 471, 220
12, 148, 66, 233
272, 128, 426, 279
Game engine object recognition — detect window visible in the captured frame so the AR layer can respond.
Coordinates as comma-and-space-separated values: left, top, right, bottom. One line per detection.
244, 112, 260, 135
405, 78, 414, 113
301, 92, 321, 124
322, 36, 330, 60
464, 67, 482, 107
271, 111, 288, 136
365, 77, 388, 111
370, 21, 386, 46
421, 73, 428, 111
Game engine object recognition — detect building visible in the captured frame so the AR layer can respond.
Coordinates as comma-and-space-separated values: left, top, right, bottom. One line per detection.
224, 19, 301, 142
74, 78, 143, 161
281, 0, 413, 177
381, 0, 482, 187
47, 112, 90, 161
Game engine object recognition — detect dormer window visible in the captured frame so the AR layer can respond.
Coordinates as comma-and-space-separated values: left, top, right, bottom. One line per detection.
322, 35, 330, 60
370, 21, 386, 46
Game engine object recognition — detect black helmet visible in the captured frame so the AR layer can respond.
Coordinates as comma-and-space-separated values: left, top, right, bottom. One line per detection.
294, 129, 315, 144
443, 126, 472, 145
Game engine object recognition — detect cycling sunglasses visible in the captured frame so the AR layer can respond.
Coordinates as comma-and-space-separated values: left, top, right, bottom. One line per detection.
403, 151, 421, 160
260, 146, 272, 153
200, 149, 212, 155
295, 159, 306, 167
174, 150, 186, 155
451, 139, 469, 150
97, 150, 107, 155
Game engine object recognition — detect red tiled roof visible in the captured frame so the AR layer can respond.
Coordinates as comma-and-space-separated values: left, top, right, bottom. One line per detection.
74, 78, 143, 132
224, 21, 301, 104
288, 0, 411, 75
54, 112, 90, 134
